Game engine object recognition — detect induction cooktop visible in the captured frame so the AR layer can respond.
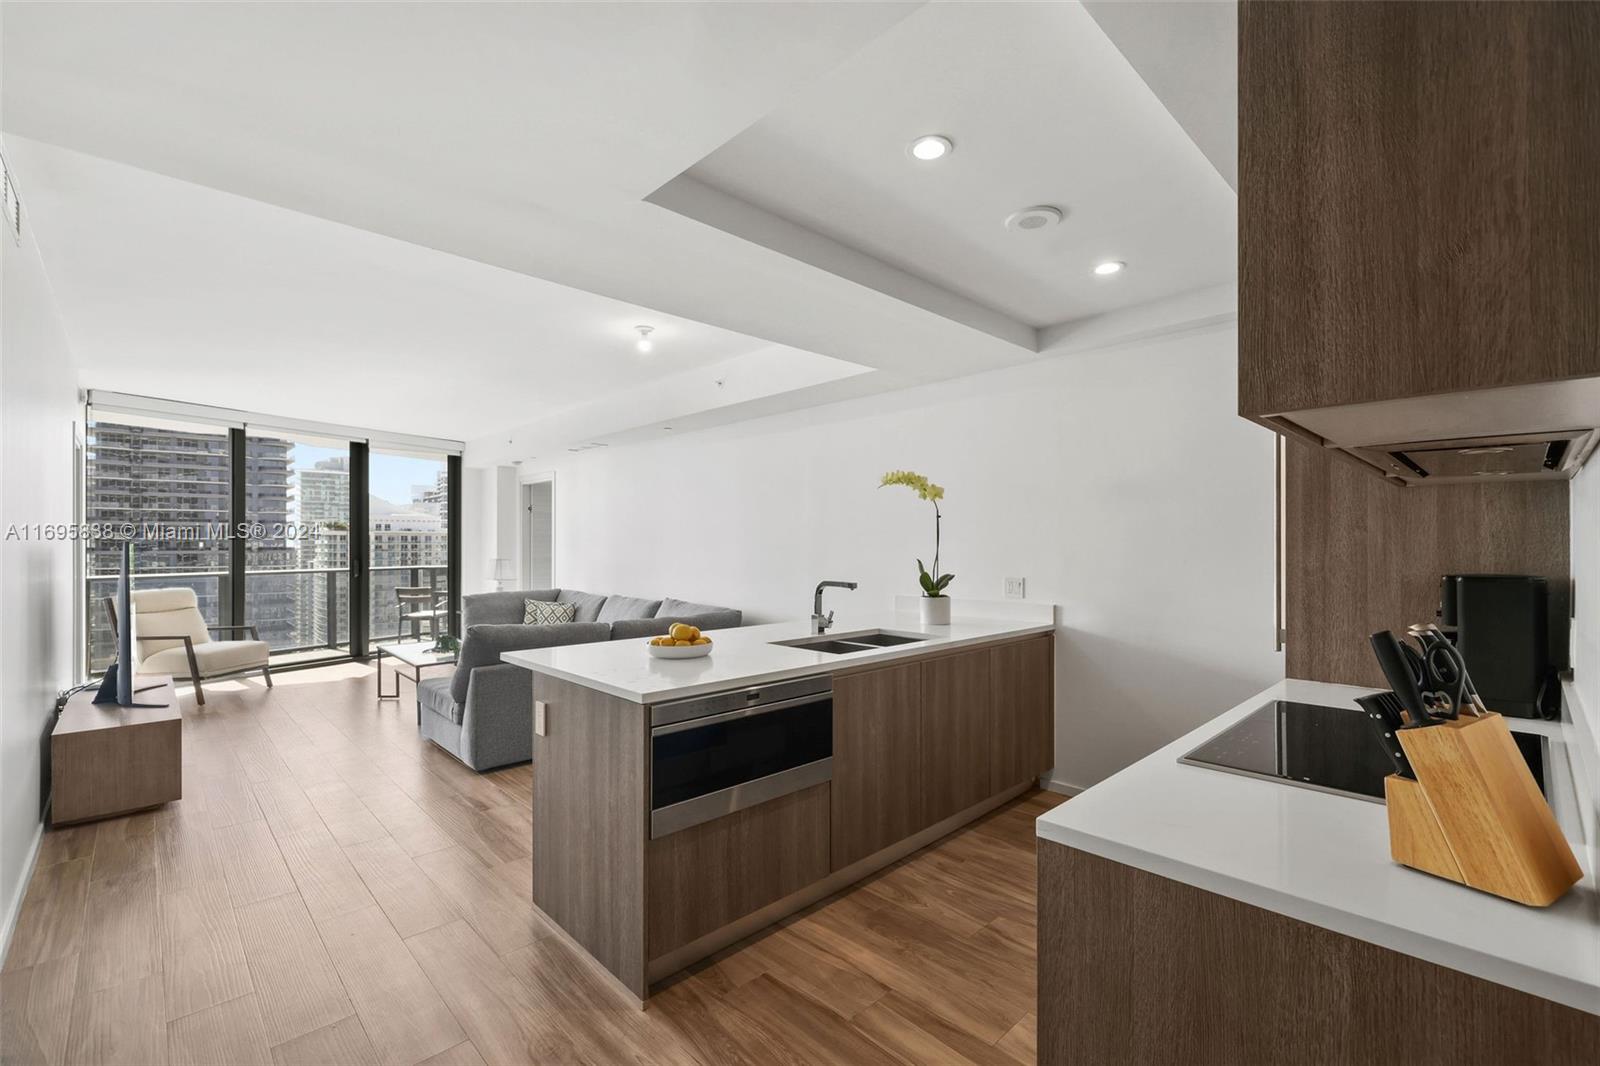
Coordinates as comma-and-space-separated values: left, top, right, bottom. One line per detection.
1178, 700, 1547, 804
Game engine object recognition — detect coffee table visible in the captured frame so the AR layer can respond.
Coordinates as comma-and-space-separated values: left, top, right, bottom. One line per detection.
376, 641, 457, 705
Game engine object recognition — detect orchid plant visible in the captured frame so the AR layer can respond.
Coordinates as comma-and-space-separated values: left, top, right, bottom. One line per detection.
879, 470, 954, 598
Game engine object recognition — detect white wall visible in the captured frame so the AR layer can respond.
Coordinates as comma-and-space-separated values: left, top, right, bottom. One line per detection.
471, 323, 1283, 790
0, 165, 81, 957
1567, 456, 1599, 784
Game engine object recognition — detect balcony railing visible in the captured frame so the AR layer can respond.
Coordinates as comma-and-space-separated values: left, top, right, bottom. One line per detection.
85, 562, 449, 672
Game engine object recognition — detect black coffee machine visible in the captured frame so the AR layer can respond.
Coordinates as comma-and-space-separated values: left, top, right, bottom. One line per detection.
1438, 574, 1557, 719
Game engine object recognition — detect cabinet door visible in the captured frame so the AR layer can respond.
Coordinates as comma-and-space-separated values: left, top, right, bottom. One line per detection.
1239, 1, 1600, 417
647, 783, 830, 959
991, 635, 1054, 791
831, 662, 923, 870
920, 649, 993, 826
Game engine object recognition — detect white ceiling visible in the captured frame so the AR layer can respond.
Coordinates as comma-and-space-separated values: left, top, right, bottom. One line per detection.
675, 2, 1236, 328
5, 138, 865, 441
1, 1, 1237, 459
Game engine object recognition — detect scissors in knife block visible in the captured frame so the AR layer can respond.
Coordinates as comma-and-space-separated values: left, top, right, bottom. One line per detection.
1406, 623, 1489, 716
1419, 640, 1470, 720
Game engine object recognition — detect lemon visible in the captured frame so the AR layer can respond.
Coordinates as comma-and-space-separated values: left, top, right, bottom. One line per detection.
668, 623, 693, 641
693, 637, 711, 646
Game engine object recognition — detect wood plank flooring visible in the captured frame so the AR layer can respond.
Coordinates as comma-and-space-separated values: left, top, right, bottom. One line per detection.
2, 663, 1062, 1065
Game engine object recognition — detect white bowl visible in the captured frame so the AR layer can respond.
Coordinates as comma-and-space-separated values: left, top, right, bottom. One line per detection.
647, 641, 713, 659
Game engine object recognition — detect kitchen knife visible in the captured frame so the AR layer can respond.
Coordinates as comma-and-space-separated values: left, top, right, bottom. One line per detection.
1356, 692, 1416, 778
1368, 630, 1434, 727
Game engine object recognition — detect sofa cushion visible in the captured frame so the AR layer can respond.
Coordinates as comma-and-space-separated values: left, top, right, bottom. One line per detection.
557, 589, 608, 624
417, 675, 460, 724
596, 595, 662, 623
654, 598, 742, 631
523, 600, 576, 625
463, 589, 558, 627
449, 621, 610, 705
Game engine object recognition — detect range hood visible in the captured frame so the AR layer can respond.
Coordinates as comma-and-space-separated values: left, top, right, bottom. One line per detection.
1276, 376, 1600, 486
1349, 430, 1594, 486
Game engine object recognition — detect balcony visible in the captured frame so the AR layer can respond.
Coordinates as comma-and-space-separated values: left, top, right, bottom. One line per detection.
86, 563, 449, 673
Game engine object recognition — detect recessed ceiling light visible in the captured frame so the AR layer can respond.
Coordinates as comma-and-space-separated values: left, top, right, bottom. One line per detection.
1093, 260, 1125, 276
1004, 206, 1063, 232
908, 135, 953, 161
634, 325, 654, 353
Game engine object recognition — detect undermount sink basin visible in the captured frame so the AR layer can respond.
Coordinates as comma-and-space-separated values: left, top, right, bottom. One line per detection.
773, 630, 929, 655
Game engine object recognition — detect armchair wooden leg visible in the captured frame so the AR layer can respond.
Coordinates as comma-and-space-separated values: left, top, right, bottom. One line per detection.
182, 637, 206, 706
262, 665, 274, 689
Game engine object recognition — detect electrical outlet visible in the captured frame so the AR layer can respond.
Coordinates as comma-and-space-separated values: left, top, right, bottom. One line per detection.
1004, 577, 1026, 600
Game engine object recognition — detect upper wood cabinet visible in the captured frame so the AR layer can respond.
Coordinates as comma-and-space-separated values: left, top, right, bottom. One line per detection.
1239, 2, 1600, 424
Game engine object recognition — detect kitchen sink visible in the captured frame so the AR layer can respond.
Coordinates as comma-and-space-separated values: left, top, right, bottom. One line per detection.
773, 630, 929, 655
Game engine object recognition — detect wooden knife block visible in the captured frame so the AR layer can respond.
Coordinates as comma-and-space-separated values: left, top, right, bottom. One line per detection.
1384, 712, 1582, 907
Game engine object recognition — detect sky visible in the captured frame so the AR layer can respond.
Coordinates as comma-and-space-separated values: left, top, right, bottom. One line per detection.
291, 442, 445, 511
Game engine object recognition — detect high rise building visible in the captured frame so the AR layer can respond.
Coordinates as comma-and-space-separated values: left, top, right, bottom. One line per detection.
84, 421, 297, 667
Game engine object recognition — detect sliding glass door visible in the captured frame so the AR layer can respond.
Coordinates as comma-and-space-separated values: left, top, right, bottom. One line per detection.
244, 431, 353, 665
367, 448, 450, 649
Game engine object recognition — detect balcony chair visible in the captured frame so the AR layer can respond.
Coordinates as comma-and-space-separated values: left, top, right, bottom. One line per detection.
395, 584, 447, 642
104, 587, 272, 706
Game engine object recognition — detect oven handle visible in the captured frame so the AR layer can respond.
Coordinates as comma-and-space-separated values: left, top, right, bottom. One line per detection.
649, 691, 829, 736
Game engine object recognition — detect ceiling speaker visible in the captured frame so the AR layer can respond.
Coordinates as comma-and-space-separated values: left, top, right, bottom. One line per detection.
1004, 205, 1064, 232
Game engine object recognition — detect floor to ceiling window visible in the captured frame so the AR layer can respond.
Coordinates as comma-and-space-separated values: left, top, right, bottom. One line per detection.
245, 431, 352, 665
368, 448, 451, 648
84, 412, 231, 674
81, 395, 459, 678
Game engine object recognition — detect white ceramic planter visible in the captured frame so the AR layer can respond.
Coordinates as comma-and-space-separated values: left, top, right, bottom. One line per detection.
920, 596, 952, 625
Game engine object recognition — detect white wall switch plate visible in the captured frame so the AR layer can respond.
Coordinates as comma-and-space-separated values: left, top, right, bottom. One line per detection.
534, 700, 547, 737
1004, 577, 1026, 599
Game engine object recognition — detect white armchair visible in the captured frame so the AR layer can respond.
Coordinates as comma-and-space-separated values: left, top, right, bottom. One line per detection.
105, 587, 272, 705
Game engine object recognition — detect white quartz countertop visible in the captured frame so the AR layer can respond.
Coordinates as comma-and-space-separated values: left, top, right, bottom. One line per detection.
1036, 678, 1600, 1015
502, 612, 1053, 704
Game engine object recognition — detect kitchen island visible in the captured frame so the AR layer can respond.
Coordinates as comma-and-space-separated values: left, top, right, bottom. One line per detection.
503, 610, 1056, 1004
1036, 678, 1600, 1064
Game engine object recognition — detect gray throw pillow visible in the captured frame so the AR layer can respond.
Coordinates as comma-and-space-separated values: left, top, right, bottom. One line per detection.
596, 595, 663, 623
557, 589, 608, 623
524, 599, 576, 625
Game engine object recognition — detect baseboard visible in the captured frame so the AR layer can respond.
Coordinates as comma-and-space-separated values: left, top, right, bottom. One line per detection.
0, 813, 46, 969
1041, 775, 1084, 797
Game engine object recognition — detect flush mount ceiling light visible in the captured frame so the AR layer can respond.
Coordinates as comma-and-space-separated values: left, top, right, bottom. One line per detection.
1004, 205, 1063, 232
634, 325, 655, 353
1093, 260, 1126, 276
908, 134, 953, 161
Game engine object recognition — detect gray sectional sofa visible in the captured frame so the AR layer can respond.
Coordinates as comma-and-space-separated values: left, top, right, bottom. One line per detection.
416, 588, 741, 771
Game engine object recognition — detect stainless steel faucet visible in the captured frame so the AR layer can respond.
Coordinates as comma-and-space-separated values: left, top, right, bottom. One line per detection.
812, 580, 858, 633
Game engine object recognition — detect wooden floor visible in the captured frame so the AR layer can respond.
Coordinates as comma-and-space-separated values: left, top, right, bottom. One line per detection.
2, 663, 1063, 1066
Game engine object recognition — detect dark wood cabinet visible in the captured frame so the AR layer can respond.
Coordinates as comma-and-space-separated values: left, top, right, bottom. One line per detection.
990, 635, 1054, 791
646, 783, 830, 958
830, 661, 923, 870
1239, 1, 1600, 419
920, 649, 994, 826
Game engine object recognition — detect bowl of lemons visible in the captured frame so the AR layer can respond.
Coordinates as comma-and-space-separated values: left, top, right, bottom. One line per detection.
647, 623, 714, 659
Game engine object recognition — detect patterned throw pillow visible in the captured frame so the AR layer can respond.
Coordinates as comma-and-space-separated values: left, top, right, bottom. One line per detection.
523, 599, 576, 625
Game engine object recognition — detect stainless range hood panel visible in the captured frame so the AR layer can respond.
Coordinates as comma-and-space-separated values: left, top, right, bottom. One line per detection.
1349, 430, 1594, 485
1281, 376, 1600, 485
